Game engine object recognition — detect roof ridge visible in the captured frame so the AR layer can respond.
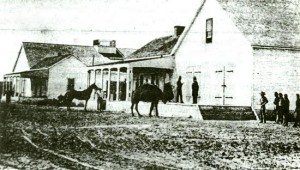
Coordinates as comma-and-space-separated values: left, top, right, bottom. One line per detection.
31, 54, 70, 69
22, 42, 94, 48
171, 0, 206, 55
117, 48, 137, 50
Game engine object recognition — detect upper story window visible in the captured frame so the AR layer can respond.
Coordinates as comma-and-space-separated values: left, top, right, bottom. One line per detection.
206, 18, 213, 43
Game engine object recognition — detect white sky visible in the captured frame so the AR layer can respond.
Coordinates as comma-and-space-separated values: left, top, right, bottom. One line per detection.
0, 0, 200, 80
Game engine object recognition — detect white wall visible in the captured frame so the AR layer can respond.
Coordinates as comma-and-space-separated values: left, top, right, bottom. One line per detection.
23, 78, 32, 97
174, 0, 253, 106
48, 56, 87, 99
13, 47, 30, 72
253, 48, 300, 110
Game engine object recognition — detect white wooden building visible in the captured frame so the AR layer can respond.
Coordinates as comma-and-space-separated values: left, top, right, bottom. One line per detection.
3, 0, 300, 113
2, 41, 135, 101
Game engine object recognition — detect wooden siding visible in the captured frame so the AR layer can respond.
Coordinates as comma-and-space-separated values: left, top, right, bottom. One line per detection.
48, 57, 87, 99
253, 48, 300, 110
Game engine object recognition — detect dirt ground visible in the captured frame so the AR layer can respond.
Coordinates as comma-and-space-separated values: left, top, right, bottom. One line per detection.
1, 103, 300, 169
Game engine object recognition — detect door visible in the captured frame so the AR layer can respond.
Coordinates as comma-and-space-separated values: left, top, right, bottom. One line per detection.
214, 67, 224, 105
214, 66, 234, 105
224, 67, 234, 105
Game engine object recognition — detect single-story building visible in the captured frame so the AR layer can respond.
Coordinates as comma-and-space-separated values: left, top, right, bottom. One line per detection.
2, 41, 135, 102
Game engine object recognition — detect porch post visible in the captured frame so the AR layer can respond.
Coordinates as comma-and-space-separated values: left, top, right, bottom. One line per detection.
9, 77, 12, 91
107, 68, 111, 101
5, 77, 7, 93
91, 69, 95, 84
126, 67, 130, 101
3, 77, 6, 96
94, 69, 98, 84
116, 67, 120, 101
87, 70, 91, 87
100, 69, 103, 90
129, 68, 134, 101
19, 78, 22, 97
17, 77, 21, 97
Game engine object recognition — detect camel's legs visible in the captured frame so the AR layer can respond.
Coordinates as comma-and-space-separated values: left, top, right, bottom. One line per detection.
84, 99, 88, 112
131, 102, 135, 116
67, 100, 71, 111
155, 101, 159, 117
135, 102, 142, 117
149, 102, 154, 117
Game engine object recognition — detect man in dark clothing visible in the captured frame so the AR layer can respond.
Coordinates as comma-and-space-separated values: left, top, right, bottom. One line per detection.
294, 94, 300, 127
283, 94, 290, 126
5, 90, 13, 104
192, 77, 199, 104
176, 76, 184, 103
259, 91, 268, 123
120, 79, 126, 101
273, 92, 279, 123
277, 93, 284, 124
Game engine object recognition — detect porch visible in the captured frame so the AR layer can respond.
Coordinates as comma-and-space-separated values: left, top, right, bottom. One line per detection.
86, 56, 174, 103
105, 101, 203, 120
2, 69, 48, 102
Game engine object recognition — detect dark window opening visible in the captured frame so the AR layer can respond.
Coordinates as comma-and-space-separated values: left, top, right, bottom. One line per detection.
139, 75, 144, 86
67, 78, 75, 91
87, 70, 91, 86
151, 74, 155, 85
206, 18, 213, 43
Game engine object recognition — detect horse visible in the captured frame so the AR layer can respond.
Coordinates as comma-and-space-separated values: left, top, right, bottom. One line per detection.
131, 83, 174, 117
62, 83, 101, 111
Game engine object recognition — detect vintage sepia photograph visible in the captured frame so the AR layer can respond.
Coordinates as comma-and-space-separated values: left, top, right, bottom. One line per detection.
0, 0, 300, 169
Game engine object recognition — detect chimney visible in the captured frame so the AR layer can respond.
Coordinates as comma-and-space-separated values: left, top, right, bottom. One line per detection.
110, 40, 116, 47
93, 39, 117, 54
93, 39, 116, 47
93, 39, 100, 46
174, 26, 185, 38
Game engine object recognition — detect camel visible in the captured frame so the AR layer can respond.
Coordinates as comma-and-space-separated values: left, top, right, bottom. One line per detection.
131, 83, 173, 117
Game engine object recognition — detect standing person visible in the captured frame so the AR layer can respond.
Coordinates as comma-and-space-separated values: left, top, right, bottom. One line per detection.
277, 93, 284, 124
120, 79, 126, 101
176, 76, 184, 103
294, 94, 300, 127
283, 94, 290, 126
192, 77, 199, 104
273, 92, 279, 123
259, 91, 268, 123
96, 90, 103, 112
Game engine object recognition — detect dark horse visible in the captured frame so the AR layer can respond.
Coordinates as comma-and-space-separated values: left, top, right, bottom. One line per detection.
62, 83, 101, 111
131, 83, 174, 117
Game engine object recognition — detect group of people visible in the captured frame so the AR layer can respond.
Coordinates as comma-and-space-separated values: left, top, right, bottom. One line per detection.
259, 91, 300, 127
176, 76, 199, 104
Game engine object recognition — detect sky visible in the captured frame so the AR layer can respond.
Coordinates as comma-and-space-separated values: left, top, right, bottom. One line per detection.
0, 0, 200, 80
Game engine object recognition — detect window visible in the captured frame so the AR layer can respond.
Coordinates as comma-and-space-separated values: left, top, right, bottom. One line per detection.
139, 75, 144, 86
87, 70, 91, 86
206, 18, 213, 43
67, 78, 75, 91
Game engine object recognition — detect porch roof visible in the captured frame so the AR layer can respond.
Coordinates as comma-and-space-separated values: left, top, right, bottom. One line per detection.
4, 69, 48, 78
88, 55, 174, 70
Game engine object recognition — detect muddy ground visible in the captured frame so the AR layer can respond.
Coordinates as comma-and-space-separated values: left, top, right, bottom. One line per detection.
0, 103, 300, 169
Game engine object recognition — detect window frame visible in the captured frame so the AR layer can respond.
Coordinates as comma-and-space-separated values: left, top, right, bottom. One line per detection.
206, 18, 213, 43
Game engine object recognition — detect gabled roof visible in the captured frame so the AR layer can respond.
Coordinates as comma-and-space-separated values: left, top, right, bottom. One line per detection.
171, 0, 300, 55
217, 0, 300, 47
31, 55, 68, 69
128, 35, 179, 59
117, 48, 136, 58
22, 42, 132, 69
99, 49, 126, 60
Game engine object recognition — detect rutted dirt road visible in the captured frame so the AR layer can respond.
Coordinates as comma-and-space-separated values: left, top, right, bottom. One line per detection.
1, 104, 300, 169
